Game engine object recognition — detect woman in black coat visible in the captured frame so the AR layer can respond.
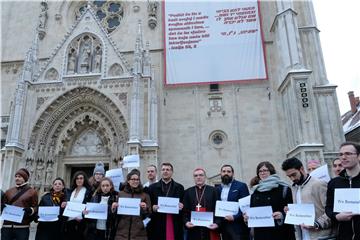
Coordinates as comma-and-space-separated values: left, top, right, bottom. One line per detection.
248, 161, 295, 240
35, 177, 67, 240
84, 177, 117, 240
63, 171, 92, 240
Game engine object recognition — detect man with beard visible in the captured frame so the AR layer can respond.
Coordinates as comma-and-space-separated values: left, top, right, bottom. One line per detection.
148, 162, 184, 240
215, 165, 249, 240
1, 168, 38, 240
282, 157, 334, 240
183, 168, 221, 240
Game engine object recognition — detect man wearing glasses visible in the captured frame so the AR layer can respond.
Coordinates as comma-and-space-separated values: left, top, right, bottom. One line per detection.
183, 168, 220, 239
325, 142, 360, 240
215, 165, 249, 240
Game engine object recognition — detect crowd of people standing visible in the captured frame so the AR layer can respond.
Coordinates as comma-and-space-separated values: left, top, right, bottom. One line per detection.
1, 141, 359, 240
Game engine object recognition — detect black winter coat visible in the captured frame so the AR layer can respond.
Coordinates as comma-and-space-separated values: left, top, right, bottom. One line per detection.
35, 191, 67, 240
326, 169, 360, 240
250, 185, 296, 240
85, 191, 118, 240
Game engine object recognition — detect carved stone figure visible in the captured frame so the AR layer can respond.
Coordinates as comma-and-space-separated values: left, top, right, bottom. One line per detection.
67, 49, 77, 74
45, 161, 54, 185
93, 46, 102, 73
25, 159, 35, 184
35, 159, 45, 185
79, 37, 92, 73
38, 2, 48, 29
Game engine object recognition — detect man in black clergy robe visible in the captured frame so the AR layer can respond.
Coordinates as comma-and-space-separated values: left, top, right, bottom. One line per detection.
148, 162, 185, 240
183, 168, 221, 240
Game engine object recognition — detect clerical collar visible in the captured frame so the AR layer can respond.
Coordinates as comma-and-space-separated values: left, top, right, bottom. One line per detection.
161, 178, 172, 185
196, 184, 206, 189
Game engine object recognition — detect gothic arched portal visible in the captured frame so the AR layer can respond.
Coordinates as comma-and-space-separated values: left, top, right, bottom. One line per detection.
26, 87, 128, 191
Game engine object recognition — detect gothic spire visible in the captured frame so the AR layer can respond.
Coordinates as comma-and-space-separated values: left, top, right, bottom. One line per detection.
133, 20, 143, 74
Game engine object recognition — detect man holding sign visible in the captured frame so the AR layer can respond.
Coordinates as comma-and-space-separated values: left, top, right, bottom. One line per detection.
282, 158, 333, 240
326, 142, 360, 240
148, 163, 184, 240
215, 165, 249, 240
183, 168, 220, 240
1, 168, 38, 240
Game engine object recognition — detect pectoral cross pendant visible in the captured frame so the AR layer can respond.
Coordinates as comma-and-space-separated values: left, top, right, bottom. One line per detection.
196, 203, 202, 211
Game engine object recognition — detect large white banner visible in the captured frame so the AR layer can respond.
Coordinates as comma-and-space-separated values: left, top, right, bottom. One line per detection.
164, 0, 267, 85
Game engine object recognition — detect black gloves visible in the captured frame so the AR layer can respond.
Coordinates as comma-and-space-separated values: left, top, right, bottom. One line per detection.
23, 207, 33, 216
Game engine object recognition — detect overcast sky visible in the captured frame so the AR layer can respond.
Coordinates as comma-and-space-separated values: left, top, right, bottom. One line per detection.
313, 0, 360, 114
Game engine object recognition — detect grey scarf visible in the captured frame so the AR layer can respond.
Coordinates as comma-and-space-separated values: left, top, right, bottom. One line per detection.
252, 174, 289, 192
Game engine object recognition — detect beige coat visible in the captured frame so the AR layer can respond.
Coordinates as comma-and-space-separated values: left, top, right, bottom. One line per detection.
291, 176, 334, 240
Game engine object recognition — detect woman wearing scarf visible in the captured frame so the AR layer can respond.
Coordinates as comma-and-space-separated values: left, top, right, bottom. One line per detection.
112, 169, 151, 240
35, 177, 67, 240
247, 161, 295, 240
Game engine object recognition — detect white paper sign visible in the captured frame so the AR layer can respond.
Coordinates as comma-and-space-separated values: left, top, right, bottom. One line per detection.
63, 202, 86, 218
334, 188, 360, 214
105, 168, 124, 191
191, 211, 213, 227
117, 198, 141, 216
238, 195, 251, 213
0, 205, 24, 223
247, 206, 274, 228
85, 203, 108, 220
158, 197, 179, 214
310, 165, 331, 183
38, 206, 60, 222
285, 204, 315, 226
215, 201, 239, 217
123, 154, 140, 168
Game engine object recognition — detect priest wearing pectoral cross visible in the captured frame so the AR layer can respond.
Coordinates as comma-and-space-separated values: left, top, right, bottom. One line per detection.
183, 168, 221, 240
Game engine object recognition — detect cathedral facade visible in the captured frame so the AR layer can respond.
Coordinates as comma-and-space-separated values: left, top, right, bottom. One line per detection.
1, 1, 344, 191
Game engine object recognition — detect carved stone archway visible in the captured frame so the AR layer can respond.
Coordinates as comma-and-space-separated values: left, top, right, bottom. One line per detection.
26, 87, 128, 191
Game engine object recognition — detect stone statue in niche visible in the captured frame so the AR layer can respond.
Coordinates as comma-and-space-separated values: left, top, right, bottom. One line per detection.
45, 161, 54, 185
35, 159, 45, 185
25, 159, 35, 184
67, 49, 77, 74
93, 46, 102, 73
79, 37, 92, 73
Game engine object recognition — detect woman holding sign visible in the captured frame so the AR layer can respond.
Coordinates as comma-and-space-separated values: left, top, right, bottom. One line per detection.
64, 171, 92, 240
35, 177, 67, 240
85, 177, 117, 240
112, 170, 151, 240
246, 162, 295, 240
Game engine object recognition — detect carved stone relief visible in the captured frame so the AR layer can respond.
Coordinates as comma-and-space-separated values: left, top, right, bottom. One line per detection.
45, 68, 59, 81
71, 129, 106, 156
38, 1, 48, 39
115, 92, 127, 106
66, 34, 102, 75
148, 0, 158, 29
109, 63, 123, 76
